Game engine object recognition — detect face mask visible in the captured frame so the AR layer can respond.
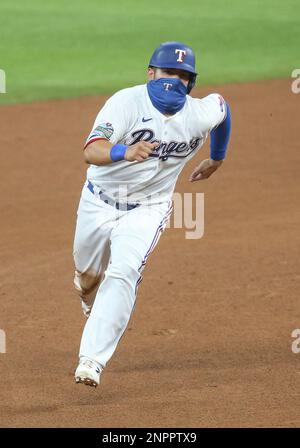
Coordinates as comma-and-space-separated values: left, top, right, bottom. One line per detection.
147, 77, 187, 115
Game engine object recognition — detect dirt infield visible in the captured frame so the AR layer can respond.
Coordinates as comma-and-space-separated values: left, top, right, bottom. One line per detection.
0, 79, 299, 428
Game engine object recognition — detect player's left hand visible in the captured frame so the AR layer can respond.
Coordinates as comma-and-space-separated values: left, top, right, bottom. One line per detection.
189, 158, 223, 182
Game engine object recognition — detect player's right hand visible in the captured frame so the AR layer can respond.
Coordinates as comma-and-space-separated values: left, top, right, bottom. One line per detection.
125, 141, 158, 162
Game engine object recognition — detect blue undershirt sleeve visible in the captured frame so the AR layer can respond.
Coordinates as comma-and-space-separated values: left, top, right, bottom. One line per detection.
210, 102, 231, 161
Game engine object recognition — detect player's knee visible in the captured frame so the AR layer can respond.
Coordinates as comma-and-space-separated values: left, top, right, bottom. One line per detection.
107, 260, 139, 281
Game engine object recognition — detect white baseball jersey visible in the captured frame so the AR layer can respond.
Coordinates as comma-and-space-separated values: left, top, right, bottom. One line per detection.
85, 84, 227, 204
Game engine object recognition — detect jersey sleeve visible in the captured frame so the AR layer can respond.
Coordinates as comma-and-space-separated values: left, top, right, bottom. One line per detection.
201, 93, 227, 132
84, 91, 132, 149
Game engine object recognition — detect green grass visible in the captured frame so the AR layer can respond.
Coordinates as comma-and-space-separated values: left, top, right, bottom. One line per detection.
0, 0, 299, 104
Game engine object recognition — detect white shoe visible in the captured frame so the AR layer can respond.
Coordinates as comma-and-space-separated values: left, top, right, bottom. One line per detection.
75, 358, 102, 387
81, 300, 92, 318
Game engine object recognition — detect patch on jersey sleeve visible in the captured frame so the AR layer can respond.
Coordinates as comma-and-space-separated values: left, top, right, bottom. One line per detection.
90, 122, 114, 140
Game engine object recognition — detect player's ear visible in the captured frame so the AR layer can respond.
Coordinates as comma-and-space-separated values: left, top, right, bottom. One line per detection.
147, 66, 155, 80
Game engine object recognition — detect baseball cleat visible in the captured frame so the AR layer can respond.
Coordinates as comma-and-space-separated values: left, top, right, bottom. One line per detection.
74, 358, 102, 387
81, 300, 92, 318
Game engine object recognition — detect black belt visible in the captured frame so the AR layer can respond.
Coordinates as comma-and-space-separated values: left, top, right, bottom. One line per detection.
87, 181, 140, 211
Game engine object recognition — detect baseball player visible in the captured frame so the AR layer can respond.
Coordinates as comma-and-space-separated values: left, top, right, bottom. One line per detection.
73, 41, 231, 387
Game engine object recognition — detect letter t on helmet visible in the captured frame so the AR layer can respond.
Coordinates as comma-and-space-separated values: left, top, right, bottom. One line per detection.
149, 41, 197, 93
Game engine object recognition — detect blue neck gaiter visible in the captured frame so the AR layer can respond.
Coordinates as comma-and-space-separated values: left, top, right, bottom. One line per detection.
147, 78, 187, 115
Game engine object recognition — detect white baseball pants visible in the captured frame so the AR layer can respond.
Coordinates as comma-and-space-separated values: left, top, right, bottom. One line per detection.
73, 181, 173, 369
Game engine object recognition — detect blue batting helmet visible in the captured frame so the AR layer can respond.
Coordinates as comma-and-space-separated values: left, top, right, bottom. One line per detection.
149, 41, 197, 93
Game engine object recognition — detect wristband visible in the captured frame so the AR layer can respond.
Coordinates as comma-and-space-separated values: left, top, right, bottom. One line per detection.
110, 144, 127, 162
